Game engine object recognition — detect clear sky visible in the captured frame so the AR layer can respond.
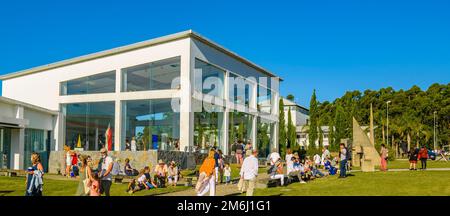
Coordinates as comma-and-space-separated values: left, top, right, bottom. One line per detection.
1, 0, 449, 107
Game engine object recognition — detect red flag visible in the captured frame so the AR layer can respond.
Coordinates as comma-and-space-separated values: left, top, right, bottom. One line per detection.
105, 123, 113, 151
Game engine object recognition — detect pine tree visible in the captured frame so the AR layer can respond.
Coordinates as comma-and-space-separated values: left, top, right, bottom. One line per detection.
334, 104, 346, 147
309, 90, 318, 149
287, 107, 297, 149
278, 98, 287, 158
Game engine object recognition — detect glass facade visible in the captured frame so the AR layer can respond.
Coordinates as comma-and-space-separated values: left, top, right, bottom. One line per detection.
228, 73, 254, 108
62, 102, 115, 151
194, 59, 225, 99
60, 71, 116, 95
228, 111, 254, 154
193, 99, 224, 152
0, 128, 11, 169
122, 57, 181, 92
257, 85, 273, 114
24, 128, 49, 172
122, 99, 180, 151
257, 117, 275, 158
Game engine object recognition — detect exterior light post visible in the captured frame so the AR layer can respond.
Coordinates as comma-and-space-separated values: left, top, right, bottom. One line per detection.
434, 111, 437, 151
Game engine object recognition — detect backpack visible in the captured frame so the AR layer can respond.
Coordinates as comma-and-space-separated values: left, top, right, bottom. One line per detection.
345, 147, 352, 160
267, 165, 276, 174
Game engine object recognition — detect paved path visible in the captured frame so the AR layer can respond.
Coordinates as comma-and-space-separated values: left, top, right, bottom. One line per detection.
159, 182, 243, 196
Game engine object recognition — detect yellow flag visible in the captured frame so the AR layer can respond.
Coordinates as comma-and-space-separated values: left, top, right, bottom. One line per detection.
77, 134, 81, 148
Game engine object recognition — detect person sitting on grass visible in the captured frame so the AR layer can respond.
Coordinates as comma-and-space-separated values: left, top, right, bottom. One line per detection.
124, 158, 138, 176
287, 156, 306, 184
167, 161, 179, 187
269, 159, 285, 186
154, 160, 168, 188
324, 159, 337, 175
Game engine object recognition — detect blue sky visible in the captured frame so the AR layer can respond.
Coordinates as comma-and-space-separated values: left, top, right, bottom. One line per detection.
1, 0, 449, 106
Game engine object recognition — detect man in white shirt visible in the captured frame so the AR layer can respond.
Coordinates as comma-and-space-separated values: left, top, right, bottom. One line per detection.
99, 148, 114, 196
268, 148, 281, 166
285, 148, 294, 175
321, 146, 331, 166
240, 149, 259, 196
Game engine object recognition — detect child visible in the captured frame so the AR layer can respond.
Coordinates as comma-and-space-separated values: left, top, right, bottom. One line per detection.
90, 172, 100, 196
223, 164, 231, 184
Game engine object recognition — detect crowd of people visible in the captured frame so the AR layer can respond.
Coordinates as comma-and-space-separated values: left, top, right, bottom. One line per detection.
61, 148, 182, 196
23, 140, 445, 197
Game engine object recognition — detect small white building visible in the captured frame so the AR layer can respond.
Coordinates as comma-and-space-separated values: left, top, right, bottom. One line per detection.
0, 97, 57, 171
282, 98, 309, 127
0, 30, 281, 170
297, 126, 332, 148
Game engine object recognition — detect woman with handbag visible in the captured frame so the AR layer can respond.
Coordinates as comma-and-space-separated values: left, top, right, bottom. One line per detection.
380, 144, 389, 171
76, 155, 92, 196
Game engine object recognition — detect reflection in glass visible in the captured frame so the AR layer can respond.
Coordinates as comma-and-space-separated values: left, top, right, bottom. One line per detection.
228, 111, 254, 155
63, 102, 115, 151
60, 71, 116, 95
122, 99, 180, 151
122, 57, 180, 92
257, 117, 275, 158
193, 100, 224, 152
194, 59, 225, 99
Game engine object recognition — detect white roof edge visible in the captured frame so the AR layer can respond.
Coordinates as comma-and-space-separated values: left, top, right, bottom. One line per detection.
0, 30, 282, 81
0, 96, 59, 115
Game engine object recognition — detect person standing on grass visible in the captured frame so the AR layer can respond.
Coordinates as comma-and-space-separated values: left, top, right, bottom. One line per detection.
338, 143, 347, 178
235, 140, 245, 165
76, 155, 93, 196
380, 144, 388, 171
196, 149, 216, 196
408, 147, 418, 171
418, 146, 428, 170
240, 149, 259, 196
224, 163, 232, 185
25, 152, 44, 196
285, 148, 294, 174
99, 148, 113, 196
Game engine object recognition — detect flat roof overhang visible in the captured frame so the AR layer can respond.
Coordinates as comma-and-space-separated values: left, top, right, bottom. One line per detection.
0, 30, 283, 82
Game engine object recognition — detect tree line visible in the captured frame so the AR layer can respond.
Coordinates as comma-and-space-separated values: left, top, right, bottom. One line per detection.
279, 83, 450, 156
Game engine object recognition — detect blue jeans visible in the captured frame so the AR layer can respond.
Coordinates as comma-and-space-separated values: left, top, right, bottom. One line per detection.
340, 159, 347, 177
225, 176, 231, 183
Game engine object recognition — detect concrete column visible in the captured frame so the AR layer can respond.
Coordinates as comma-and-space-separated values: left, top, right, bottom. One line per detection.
114, 68, 122, 151
179, 45, 193, 152
114, 100, 121, 151
252, 115, 257, 150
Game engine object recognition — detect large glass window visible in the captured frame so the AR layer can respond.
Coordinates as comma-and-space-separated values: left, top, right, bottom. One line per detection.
257, 85, 273, 113
60, 71, 116, 95
228, 73, 254, 108
257, 117, 275, 158
122, 57, 180, 92
228, 111, 254, 155
194, 59, 225, 99
63, 102, 115, 151
24, 128, 49, 171
122, 99, 180, 151
193, 100, 224, 153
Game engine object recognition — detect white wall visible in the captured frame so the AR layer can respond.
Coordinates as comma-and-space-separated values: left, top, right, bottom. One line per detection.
3, 38, 191, 151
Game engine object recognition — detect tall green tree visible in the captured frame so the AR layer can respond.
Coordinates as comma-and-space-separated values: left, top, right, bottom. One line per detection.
309, 90, 319, 149
286, 94, 295, 101
278, 98, 287, 157
334, 104, 346, 147
287, 107, 297, 148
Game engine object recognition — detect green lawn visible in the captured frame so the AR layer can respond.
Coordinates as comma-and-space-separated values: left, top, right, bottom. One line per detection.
384, 159, 450, 169
254, 170, 450, 196
0, 176, 189, 196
